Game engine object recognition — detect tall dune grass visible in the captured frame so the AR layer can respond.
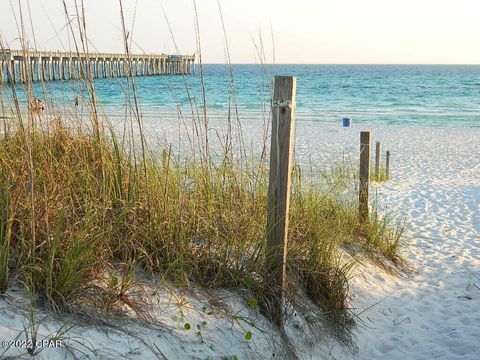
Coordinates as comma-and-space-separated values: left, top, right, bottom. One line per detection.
0, 117, 401, 330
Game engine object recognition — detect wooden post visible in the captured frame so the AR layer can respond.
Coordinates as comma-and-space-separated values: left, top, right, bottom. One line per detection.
359, 131, 371, 224
375, 141, 381, 180
265, 75, 297, 327
386, 151, 391, 180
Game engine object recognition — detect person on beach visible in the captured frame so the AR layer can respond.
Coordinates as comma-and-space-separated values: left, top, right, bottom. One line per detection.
74, 96, 79, 107
30, 97, 44, 114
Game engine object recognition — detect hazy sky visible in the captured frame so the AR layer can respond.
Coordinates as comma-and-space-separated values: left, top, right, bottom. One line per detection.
1, 0, 479, 64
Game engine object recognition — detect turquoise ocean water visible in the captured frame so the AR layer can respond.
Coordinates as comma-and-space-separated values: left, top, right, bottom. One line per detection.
4, 64, 480, 127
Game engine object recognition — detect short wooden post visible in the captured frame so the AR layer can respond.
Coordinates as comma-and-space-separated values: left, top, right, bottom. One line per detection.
265, 75, 297, 327
386, 150, 390, 180
375, 141, 381, 180
359, 131, 371, 224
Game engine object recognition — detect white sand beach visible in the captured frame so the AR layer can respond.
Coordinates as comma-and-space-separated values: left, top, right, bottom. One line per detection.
317, 124, 480, 360
1, 122, 479, 359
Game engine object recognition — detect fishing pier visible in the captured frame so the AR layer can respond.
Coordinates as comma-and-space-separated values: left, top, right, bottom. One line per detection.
0, 49, 195, 84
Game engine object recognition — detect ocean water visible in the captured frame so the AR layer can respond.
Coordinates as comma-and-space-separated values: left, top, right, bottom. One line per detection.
3, 64, 480, 127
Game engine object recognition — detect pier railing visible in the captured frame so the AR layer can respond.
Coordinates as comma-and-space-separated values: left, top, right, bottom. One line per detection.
0, 49, 195, 84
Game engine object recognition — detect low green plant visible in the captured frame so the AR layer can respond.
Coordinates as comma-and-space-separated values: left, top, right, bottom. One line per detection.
364, 207, 405, 262
372, 167, 389, 182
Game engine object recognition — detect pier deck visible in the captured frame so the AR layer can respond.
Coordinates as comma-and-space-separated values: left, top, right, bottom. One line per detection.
0, 49, 195, 84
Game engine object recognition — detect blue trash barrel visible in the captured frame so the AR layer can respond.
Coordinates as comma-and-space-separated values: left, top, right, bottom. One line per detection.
342, 117, 351, 127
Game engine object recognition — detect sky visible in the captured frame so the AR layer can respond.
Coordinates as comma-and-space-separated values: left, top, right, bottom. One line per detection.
0, 0, 479, 64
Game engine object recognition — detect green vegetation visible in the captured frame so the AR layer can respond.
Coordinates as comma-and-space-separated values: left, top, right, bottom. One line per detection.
0, 113, 402, 335
372, 167, 389, 182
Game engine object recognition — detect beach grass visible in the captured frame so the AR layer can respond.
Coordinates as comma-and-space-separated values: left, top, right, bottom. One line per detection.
372, 167, 389, 182
0, 112, 402, 335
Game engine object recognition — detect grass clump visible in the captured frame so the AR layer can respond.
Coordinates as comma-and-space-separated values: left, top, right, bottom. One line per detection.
363, 207, 404, 262
372, 167, 389, 182
0, 111, 403, 337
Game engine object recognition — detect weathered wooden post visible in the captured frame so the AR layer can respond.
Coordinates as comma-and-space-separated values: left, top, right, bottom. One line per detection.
265, 76, 297, 327
375, 141, 381, 181
386, 150, 391, 180
359, 131, 371, 224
